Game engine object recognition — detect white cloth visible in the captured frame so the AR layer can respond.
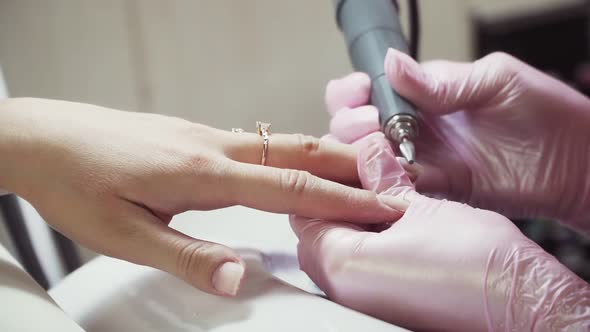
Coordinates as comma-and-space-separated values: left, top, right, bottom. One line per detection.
49, 207, 408, 331
0, 243, 85, 332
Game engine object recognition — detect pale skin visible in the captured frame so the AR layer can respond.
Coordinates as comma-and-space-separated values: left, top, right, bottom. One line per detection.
0, 97, 408, 296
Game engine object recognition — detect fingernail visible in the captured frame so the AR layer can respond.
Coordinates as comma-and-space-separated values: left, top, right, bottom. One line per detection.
212, 262, 245, 296
378, 194, 410, 211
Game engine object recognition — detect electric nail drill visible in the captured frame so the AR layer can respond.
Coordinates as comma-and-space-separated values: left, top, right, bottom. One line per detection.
333, 0, 419, 163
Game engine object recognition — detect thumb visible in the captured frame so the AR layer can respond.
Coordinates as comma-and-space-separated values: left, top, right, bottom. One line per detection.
385, 49, 515, 114
289, 214, 365, 297
102, 202, 245, 297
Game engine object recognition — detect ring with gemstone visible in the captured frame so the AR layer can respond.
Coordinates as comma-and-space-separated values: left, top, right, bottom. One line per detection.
256, 121, 271, 165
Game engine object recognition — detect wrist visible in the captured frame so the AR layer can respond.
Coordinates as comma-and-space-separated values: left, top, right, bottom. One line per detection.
567, 164, 590, 232
526, 71, 590, 227
485, 240, 590, 330
560, 96, 590, 231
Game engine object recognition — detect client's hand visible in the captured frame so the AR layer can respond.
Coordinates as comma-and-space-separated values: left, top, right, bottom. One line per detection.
326, 50, 590, 231
291, 133, 590, 331
0, 98, 405, 296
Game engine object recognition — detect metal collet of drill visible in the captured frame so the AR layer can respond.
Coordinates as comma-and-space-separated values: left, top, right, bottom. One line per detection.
334, 0, 419, 163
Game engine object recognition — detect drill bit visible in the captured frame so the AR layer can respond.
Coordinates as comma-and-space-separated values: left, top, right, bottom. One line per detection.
384, 115, 418, 164
399, 137, 415, 164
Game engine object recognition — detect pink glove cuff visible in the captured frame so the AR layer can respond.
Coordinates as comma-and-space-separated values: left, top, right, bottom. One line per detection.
485, 241, 590, 331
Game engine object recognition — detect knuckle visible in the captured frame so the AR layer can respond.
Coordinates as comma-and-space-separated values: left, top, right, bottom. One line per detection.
184, 152, 211, 169
481, 52, 519, 75
294, 133, 321, 156
281, 169, 314, 196
175, 241, 218, 280
181, 153, 227, 179
483, 51, 513, 65
186, 121, 216, 140
474, 52, 523, 99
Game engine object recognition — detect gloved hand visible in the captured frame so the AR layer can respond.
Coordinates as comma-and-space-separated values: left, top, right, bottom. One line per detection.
325, 49, 590, 231
291, 133, 590, 331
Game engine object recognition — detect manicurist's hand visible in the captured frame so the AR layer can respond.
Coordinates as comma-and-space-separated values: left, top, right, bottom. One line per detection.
0, 98, 405, 296
291, 133, 590, 331
326, 49, 590, 231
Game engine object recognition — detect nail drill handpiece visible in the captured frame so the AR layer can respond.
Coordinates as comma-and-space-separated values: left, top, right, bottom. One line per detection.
333, 0, 419, 163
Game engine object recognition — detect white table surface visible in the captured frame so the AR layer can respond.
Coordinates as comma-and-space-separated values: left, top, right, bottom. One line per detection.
49, 206, 408, 331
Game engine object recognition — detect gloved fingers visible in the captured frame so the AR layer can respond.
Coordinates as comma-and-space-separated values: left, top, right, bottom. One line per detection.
385, 48, 510, 114
289, 215, 366, 242
411, 162, 456, 197
325, 72, 371, 116
329, 105, 380, 144
325, 101, 449, 194
289, 214, 367, 292
225, 160, 407, 223
358, 132, 414, 195
96, 200, 245, 297
357, 134, 452, 204
353, 128, 453, 199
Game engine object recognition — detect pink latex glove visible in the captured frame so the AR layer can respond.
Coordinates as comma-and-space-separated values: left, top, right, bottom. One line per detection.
326, 50, 590, 231
291, 134, 590, 331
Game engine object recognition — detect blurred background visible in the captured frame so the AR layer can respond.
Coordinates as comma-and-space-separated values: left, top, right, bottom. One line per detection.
0, 0, 589, 288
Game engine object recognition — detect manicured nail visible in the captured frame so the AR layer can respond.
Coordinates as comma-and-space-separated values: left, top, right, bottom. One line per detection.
378, 194, 410, 211
212, 262, 245, 296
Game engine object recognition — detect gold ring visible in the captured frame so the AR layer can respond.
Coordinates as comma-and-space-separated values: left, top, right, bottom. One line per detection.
256, 121, 271, 165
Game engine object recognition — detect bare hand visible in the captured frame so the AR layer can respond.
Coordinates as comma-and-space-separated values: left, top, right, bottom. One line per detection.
0, 98, 405, 296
